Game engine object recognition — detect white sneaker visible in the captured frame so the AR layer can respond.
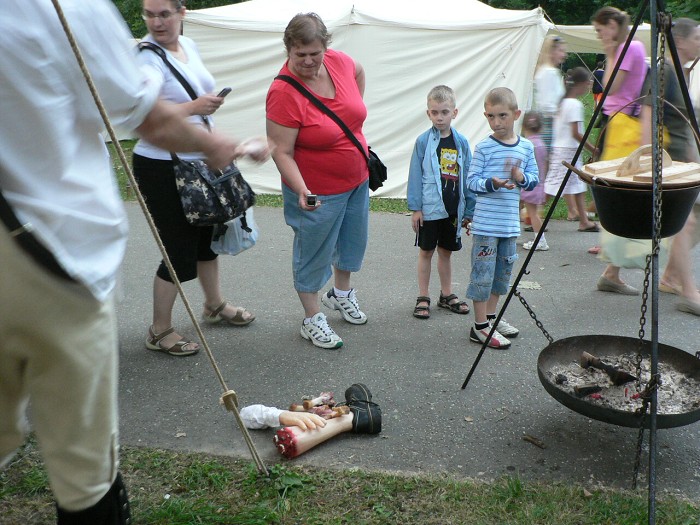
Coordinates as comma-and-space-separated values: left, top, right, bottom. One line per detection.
321, 288, 368, 324
523, 239, 549, 251
300, 313, 343, 349
493, 318, 519, 338
469, 326, 511, 349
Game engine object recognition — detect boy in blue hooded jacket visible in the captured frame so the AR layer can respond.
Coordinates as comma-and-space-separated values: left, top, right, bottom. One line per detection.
407, 85, 475, 319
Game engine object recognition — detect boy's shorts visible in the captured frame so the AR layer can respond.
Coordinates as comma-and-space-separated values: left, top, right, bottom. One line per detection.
416, 216, 462, 252
466, 235, 518, 302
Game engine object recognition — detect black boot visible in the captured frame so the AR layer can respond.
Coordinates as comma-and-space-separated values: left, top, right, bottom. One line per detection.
56, 472, 131, 525
344, 384, 381, 434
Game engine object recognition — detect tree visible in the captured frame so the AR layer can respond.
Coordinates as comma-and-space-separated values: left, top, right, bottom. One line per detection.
486, 0, 698, 25
111, 0, 241, 38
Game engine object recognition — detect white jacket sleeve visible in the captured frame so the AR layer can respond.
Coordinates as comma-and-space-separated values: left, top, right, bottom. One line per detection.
239, 404, 284, 429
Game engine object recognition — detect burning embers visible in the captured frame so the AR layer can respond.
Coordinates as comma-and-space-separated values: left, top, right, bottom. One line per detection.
547, 351, 700, 415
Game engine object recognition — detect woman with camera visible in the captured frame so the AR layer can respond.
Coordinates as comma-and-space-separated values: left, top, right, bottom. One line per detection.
266, 13, 370, 350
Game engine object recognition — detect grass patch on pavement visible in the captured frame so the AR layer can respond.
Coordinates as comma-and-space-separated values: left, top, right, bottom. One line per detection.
1, 438, 698, 525
109, 140, 590, 220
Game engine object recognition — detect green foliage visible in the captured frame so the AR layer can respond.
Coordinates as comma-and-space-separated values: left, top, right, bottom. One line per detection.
669, 0, 700, 19
113, 0, 698, 40
486, 0, 698, 25
111, 0, 244, 38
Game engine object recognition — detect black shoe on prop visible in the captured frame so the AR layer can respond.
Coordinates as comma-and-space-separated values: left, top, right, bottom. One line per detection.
345, 383, 373, 404
345, 384, 381, 434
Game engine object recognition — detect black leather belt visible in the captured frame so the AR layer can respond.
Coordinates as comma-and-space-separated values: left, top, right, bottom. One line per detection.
0, 190, 75, 282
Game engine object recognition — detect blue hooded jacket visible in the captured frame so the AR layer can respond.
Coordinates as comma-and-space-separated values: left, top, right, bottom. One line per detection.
407, 126, 475, 236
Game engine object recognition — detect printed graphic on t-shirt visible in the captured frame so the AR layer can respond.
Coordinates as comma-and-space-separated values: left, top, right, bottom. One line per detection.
437, 134, 459, 216
439, 148, 459, 182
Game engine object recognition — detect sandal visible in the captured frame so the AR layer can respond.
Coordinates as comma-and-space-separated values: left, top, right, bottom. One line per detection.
146, 326, 199, 357
413, 296, 430, 319
438, 293, 470, 314
203, 300, 255, 326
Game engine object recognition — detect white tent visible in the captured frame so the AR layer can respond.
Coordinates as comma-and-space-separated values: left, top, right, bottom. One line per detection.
183, 0, 551, 197
547, 24, 651, 55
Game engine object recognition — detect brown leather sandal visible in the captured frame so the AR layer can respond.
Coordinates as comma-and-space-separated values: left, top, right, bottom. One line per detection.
413, 296, 430, 319
203, 300, 256, 326
146, 326, 199, 357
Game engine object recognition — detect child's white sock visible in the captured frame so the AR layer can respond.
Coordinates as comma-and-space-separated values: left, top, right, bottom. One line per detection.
333, 287, 351, 298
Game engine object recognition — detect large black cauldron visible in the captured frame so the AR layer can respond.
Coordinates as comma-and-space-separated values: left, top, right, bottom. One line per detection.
564, 160, 700, 239
538, 335, 700, 429
590, 183, 700, 239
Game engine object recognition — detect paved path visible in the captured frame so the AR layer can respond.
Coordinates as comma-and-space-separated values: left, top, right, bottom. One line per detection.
117, 202, 700, 501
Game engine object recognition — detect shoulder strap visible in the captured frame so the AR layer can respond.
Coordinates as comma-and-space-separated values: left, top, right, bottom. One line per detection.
275, 74, 368, 161
139, 42, 210, 129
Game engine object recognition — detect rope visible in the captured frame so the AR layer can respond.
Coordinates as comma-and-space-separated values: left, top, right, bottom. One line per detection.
49, 0, 268, 476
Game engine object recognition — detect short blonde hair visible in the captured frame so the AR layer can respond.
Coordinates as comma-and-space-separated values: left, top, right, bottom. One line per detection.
484, 87, 518, 111
427, 85, 456, 107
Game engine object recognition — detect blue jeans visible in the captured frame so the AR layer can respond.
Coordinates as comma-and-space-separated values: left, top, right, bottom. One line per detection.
466, 235, 518, 302
283, 182, 369, 293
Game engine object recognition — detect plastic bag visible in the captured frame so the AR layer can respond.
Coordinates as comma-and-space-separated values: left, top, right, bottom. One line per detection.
598, 229, 669, 269
210, 208, 258, 256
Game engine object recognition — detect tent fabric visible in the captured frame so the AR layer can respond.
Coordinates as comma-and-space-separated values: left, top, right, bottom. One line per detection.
548, 24, 651, 55
184, 0, 551, 197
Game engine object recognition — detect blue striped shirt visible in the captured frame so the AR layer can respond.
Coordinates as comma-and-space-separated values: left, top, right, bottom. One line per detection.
466, 135, 539, 238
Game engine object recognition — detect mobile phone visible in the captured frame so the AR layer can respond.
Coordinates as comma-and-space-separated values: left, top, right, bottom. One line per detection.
306, 194, 317, 207
217, 87, 232, 98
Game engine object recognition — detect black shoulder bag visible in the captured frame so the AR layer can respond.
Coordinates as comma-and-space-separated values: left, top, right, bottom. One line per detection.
139, 42, 254, 226
275, 74, 387, 192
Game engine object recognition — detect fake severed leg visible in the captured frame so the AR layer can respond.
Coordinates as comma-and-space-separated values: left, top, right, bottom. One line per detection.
274, 413, 353, 458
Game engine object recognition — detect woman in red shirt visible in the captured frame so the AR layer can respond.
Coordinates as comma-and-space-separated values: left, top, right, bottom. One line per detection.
266, 13, 370, 350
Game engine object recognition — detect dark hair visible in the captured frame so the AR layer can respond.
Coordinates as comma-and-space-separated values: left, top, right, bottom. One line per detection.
592, 6, 630, 43
283, 13, 332, 53
563, 67, 591, 101
565, 67, 591, 86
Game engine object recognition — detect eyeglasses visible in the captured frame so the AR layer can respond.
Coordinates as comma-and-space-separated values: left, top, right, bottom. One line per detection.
141, 9, 180, 21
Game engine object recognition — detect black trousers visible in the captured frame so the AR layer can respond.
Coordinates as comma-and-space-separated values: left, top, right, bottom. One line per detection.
132, 154, 217, 283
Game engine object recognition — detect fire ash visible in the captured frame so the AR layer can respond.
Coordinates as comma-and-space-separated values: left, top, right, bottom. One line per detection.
547, 353, 700, 414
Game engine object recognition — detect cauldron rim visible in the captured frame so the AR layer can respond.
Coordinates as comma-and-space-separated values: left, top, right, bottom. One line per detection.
537, 335, 700, 429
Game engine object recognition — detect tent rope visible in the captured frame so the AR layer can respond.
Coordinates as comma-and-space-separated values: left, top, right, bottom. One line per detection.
49, 0, 269, 476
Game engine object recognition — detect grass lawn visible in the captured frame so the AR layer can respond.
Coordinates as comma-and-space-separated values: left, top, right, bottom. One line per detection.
1, 437, 698, 524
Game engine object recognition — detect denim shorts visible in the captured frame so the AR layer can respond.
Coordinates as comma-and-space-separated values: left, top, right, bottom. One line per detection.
283, 181, 369, 293
466, 235, 518, 302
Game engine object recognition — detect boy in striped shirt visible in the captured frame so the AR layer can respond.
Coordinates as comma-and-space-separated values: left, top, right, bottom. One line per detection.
465, 87, 539, 349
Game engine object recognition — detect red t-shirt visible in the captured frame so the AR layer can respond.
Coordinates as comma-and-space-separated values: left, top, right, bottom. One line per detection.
266, 49, 369, 195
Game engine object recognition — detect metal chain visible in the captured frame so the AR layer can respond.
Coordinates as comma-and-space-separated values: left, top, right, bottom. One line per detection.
636, 17, 668, 381
633, 14, 669, 490
514, 291, 554, 344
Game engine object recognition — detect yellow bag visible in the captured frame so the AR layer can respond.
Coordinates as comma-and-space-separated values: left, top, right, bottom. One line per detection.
601, 113, 642, 161
601, 112, 670, 161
